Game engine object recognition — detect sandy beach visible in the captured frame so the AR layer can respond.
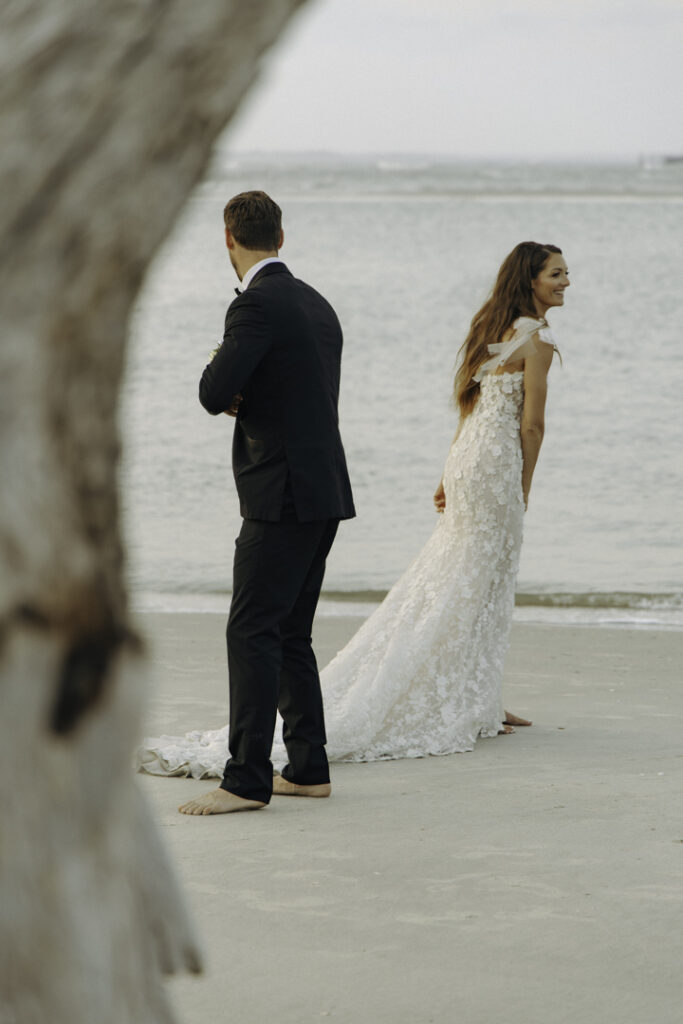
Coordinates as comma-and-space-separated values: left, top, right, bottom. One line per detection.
138, 612, 683, 1024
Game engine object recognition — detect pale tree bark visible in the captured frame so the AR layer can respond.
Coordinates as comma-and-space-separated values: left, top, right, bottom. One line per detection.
0, 2, 310, 1021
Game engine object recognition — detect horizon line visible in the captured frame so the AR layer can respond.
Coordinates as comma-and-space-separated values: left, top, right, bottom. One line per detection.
212, 147, 680, 164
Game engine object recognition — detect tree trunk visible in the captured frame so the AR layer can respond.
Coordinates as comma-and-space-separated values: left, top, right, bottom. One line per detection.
0, 2, 309, 1020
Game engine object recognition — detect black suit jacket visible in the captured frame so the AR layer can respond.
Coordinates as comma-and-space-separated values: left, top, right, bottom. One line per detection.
199, 262, 356, 523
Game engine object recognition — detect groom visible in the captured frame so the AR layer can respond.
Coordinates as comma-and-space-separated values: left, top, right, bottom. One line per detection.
180, 191, 355, 816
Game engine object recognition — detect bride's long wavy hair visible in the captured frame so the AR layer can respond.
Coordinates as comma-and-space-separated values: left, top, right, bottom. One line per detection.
453, 242, 562, 417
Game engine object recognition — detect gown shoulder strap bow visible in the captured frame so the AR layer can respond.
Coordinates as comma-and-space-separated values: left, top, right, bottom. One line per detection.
472, 317, 560, 383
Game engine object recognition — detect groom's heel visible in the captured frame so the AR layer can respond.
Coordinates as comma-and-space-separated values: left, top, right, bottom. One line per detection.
272, 773, 331, 798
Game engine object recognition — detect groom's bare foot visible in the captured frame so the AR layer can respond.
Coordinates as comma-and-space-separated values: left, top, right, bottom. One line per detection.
504, 710, 533, 727
178, 788, 266, 816
272, 773, 331, 798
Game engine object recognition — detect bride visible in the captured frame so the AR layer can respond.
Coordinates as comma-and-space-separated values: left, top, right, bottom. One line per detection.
138, 240, 569, 776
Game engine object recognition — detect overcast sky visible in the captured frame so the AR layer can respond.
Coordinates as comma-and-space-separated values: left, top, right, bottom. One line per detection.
223, 0, 683, 159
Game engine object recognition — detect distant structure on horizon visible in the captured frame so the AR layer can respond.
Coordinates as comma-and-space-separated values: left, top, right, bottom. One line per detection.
639, 152, 683, 168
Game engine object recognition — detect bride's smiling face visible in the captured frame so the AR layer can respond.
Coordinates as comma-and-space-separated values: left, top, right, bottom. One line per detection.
531, 253, 570, 315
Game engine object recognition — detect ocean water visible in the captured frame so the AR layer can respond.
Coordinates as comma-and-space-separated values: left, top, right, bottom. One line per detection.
120, 154, 683, 627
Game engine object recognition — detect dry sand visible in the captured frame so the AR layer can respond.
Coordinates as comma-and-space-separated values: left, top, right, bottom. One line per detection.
137, 612, 683, 1024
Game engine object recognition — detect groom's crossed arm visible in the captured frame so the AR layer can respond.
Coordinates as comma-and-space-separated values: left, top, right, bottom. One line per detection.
199, 290, 272, 415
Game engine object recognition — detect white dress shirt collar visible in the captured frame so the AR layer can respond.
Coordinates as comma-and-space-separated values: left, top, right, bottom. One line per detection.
240, 256, 284, 292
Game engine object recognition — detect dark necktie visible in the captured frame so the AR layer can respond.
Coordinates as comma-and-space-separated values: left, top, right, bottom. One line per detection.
234, 286, 242, 296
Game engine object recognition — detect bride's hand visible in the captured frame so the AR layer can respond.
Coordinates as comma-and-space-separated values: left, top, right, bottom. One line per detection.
224, 393, 243, 417
433, 479, 445, 513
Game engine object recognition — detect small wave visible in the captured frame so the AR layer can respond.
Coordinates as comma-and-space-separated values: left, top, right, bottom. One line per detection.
321, 589, 683, 611
512, 606, 683, 630
514, 590, 683, 610
131, 589, 683, 629
319, 590, 683, 629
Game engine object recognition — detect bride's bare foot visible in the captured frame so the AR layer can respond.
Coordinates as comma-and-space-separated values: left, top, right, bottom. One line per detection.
498, 723, 515, 735
504, 710, 532, 727
178, 788, 266, 816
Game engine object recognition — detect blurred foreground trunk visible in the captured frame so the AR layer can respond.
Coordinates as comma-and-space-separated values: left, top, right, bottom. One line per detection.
0, 2, 308, 1021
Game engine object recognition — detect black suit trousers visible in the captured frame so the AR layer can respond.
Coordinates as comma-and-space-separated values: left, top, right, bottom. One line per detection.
221, 507, 339, 803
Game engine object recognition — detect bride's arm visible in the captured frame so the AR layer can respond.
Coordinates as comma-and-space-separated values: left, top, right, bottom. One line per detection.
433, 421, 464, 512
521, 339, 555, 508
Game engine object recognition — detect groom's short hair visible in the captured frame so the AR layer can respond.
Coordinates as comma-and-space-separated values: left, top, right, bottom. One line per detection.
223, 191, 282, 251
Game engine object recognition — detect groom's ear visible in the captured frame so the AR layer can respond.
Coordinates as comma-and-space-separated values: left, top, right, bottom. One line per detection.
278, 228, 284, 250
225, 227, 235, 250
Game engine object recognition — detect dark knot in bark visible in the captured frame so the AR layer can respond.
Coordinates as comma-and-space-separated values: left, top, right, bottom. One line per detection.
5, 601, 142, 735
52, 621, 141, 734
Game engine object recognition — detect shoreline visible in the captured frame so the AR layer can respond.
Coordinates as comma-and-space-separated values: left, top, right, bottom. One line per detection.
131, 593, 683, 630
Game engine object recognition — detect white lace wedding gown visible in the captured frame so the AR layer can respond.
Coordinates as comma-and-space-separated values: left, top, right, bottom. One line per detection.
138, 318, 556, 775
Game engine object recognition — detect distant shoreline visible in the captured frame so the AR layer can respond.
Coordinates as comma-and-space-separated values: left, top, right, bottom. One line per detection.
131, 589, 683, 630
